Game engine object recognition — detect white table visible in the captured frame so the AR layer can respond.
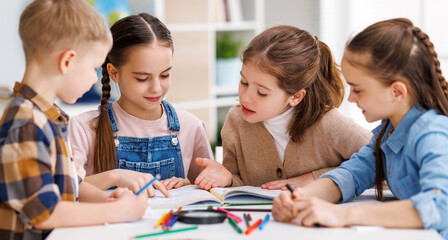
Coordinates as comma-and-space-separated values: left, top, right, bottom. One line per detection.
47, 203, 443, 240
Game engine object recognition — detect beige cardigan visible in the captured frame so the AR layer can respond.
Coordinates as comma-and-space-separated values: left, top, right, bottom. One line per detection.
222, 105, 372, 187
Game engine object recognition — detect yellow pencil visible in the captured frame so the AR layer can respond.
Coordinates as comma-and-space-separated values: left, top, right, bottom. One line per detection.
154, 213, 167, 229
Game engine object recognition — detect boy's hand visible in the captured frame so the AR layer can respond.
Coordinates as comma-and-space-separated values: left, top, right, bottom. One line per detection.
111, 169, 170, 198
261, 172, 314, 190
160, 177, 190, 190
108, 187, 133, 201
114, 193, 149, 222
194, 158, 232, 190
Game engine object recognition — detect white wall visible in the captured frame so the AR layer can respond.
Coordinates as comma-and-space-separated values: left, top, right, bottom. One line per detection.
0, 1, 31, 90
320, 0, 448, 130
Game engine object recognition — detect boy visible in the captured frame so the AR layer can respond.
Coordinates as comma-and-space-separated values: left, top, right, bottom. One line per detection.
0, 1, 150, 239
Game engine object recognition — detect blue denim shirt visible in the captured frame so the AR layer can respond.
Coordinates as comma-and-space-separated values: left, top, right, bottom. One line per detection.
321, 106, 448, 239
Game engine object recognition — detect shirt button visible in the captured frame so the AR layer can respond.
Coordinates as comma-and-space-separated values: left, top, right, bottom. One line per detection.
276, 168, 283, 178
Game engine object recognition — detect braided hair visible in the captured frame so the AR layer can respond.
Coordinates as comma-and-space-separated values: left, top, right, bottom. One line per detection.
93, 13, 173, 173
344, 18, 448, 200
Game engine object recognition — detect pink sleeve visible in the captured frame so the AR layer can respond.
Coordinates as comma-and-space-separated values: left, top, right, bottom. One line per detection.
186, 118, 214, 182
68, 114, 97, 176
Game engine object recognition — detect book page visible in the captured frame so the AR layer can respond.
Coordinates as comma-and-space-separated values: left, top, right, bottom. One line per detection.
210, 186, 281, 202
147, 185, 221, 208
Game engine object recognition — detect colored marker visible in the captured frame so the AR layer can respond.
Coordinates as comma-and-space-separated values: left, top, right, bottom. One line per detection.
162, 209, 174, 229
165, 215, 178, 228
243, 213, 250, 228
259, 214, 270, 230
136, 174, 160, 195
245, 218, 262, 235
133, 226, 198, 239
153, 213, 167, 229
228, 217, 242, 234
247, 213, 252, 221
217, 207, 242, 223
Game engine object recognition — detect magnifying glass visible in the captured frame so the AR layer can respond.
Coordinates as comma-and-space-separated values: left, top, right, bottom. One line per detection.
176, 210, 227, 224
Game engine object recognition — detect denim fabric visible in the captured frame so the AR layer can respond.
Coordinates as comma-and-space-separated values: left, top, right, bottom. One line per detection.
321, 106, 448, 239
106, 100, 185, 179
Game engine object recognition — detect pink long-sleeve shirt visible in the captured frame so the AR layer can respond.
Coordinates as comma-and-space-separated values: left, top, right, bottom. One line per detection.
68, 101, 213, 181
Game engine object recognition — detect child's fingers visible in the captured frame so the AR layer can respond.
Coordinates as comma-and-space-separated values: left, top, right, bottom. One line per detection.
203, 179, 213, 190
153, 181, 171, 198
166, 179, 179, 190
295, 206, 316, 227
174, 181, 184, 189
146, 186, 155, 197
292, 199, 311, 216
197, 177, 209, 189
194, 175, 204, 186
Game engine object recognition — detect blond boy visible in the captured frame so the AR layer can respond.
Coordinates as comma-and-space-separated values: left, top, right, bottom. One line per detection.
0, 1, 149, 239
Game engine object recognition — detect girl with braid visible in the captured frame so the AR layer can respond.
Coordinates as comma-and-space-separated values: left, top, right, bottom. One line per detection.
272, 18, 448, 239
68, 13, 213, 197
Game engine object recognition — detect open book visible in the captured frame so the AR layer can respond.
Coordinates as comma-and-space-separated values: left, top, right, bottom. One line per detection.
147, 185, 281, 208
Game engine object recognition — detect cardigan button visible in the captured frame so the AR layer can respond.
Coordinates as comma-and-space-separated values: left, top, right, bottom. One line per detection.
276, 168, 283, 178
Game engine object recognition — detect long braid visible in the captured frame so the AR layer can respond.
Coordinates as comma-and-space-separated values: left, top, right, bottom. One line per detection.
412, 27, 448, 100
93, 59, 116, 173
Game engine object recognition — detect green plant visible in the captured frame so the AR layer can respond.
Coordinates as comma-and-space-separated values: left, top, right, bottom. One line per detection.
216, 33, 243, 59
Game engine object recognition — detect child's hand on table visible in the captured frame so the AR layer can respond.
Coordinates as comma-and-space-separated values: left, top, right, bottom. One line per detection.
194, 158, 232, 190
160, 177, 191, 190
261, 172, 314, 190
273, 187, 347, 227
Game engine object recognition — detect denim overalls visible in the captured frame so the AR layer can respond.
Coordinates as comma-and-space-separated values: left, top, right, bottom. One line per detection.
106, 100, 185, 180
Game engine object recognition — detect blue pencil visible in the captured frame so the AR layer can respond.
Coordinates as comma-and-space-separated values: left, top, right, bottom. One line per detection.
135, 174, 160, 195
259, 214, 270, 230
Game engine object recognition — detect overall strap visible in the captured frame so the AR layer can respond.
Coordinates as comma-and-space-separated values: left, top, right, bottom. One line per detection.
102, 102, 119, 132
161, 100, 180, 131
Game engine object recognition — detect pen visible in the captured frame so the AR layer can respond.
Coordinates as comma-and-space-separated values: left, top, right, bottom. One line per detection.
258, 214, 270, 230
245, 218, 262, 235
217, 207, 243, 223
286, 184, 295, 199
228, 217, 242, 234
243, 213, 250, 228
132, 225, 199, 239
135, 174, 160, 195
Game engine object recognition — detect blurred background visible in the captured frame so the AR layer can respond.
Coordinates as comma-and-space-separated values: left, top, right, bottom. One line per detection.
1, 0, 447, 148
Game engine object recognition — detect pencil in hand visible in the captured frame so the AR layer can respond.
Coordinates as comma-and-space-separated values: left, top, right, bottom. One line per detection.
136, 174, 161, 195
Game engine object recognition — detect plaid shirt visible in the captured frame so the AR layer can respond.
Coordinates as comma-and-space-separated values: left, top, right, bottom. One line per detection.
0, 82, 85, 240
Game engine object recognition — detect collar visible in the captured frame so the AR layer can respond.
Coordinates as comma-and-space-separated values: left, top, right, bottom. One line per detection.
12, 82, 68, 122
373, 105, 426, 153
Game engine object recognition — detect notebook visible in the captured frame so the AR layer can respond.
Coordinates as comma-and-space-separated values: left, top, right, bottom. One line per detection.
147, 185, 281, 208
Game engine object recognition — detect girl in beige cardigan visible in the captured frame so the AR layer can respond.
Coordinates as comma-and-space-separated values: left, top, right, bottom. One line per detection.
194, 25, 371, 190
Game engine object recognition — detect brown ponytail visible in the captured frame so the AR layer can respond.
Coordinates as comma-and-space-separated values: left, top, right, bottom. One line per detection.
93, 13, 173, 173
93, 60, 116, 173
344, 18, 448, 199
242, 25, 344, 142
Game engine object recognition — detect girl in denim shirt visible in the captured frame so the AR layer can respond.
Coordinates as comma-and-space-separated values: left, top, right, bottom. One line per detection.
69, 14, 213, 197
272, 18, 448, 239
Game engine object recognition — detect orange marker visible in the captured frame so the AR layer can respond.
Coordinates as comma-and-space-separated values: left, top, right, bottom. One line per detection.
245, 219, 262, 235
162, 209, 174, 228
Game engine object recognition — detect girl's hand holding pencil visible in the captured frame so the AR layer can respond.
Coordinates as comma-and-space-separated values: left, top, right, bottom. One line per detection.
110, 169, 170, 198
